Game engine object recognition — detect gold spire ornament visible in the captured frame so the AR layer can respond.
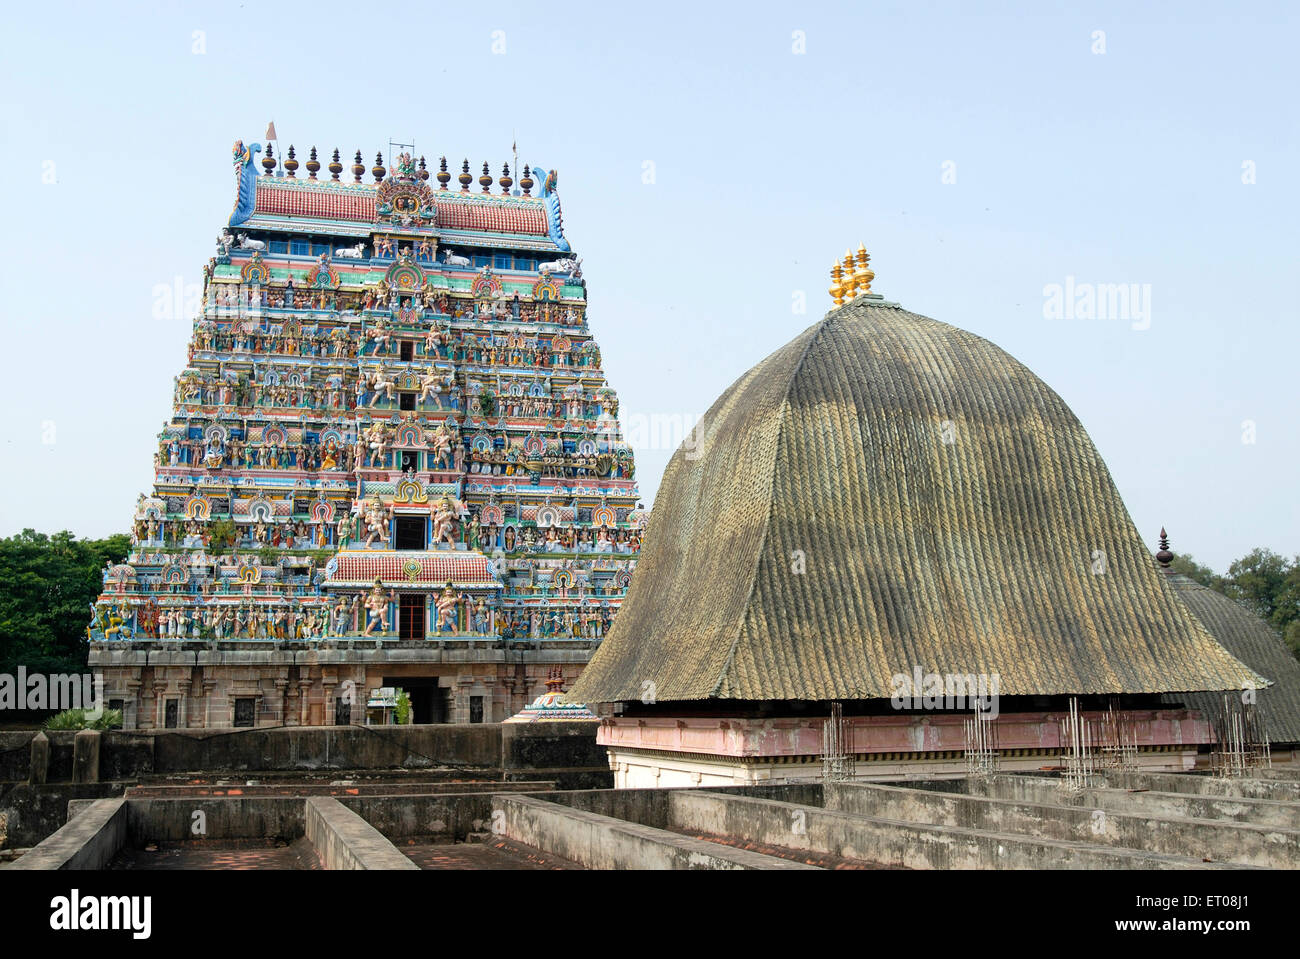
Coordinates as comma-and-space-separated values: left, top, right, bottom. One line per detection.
842, 250, 858, 301
854, 243, 874, 294
830, 244, 878, 307
829, 262, 845, 306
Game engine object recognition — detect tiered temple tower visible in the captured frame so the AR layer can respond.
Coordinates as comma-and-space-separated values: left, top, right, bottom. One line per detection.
88, 138, 645, 729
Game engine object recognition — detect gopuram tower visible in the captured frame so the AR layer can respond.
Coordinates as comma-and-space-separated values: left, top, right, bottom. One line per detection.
89, 139, 645, 729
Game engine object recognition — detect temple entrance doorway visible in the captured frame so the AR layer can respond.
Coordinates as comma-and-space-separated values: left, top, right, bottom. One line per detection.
387, 676, 447, 724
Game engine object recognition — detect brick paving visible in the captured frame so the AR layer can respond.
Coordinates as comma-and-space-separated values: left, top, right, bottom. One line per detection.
107, 837, 322, 870
400, 838, 578, 870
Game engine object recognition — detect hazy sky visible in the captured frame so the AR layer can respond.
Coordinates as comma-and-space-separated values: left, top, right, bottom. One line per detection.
0, 1, 1295, 573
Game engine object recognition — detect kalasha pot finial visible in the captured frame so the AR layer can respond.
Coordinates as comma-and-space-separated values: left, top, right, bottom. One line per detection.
1156, 528, 1174, 569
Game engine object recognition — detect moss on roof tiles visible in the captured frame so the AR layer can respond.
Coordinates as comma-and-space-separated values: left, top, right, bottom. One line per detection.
1166, 574, 1300, 745
570, 298, 1266, 703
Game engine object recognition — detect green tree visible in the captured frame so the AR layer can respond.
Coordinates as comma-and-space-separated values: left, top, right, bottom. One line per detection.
1224, 549, 1295, 632
0, 529, 130, 675
1169, 553, 1224, 590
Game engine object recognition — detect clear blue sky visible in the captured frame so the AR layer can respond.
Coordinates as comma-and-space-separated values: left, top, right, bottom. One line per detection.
0, 1, 1296, 573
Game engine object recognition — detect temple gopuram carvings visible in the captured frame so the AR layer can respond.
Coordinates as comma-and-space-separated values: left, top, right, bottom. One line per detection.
88, 137, 644, 728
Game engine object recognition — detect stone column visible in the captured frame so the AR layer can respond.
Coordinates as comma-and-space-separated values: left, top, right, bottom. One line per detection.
322, 680, 338, 725
29, 732, 49, 785
454, 676, 474, 724
298, 679, 313, 726
125, 678, 143, 731
272, 679, 289, 725
151, 681, 167, 730
501, 678, 517, 719
177, 678, 191, 728
202, 678, 218, 728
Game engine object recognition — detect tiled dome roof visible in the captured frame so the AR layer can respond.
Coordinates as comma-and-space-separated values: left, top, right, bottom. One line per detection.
572, 298, 1265, 703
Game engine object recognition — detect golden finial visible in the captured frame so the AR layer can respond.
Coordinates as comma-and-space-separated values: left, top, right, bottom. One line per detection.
841, 250, 858, 300
854, 243, 874, 295
829, 262, 845, 306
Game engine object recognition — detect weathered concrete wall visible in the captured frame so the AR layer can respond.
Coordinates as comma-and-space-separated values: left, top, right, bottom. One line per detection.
0, 782, 126, 848
339, 784, 551, 841
668, 790, 1251, 870
495, 794, 817, 870
950, 775, 1300, 831
2, 724, 612, 849
1251, 767, 1300, 782
4, 797, 127, 870
304, 797, 418, 870
538, 783, 824, 831
825, 782, 1300, 869
23, 723, 607, 782
0, 733, 34, 782
1097, 770, 1300, 801
123, 797, 305, 842
146, 724, 502, 774
500, 723, 611, 789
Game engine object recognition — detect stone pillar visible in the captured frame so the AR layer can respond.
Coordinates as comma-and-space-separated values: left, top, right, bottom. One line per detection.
298, 679, 314, 726
125, 679, 142, 730
151, 682, 167, 730
322, 680, 337, 726
272, 679, 289, 725
284, 681, 300, 727
72, 730, 101, 784
501, 678, 517, 720
202, 678, 218, 728
177, 679, 191, 728
29, 731, 49, 785
454, 676, 474, 724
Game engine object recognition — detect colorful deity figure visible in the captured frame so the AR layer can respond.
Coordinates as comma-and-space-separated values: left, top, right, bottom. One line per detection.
368, 368, 398, 407
362, 579, 395, 637
423, 325, 444, 358
416, 369, 444, 407
361, 499, 390, 547
431, 495, 462, 546
328, 596, 350, 636
90, 603, 131, 640
428, 423, 454, 468
435, 582, 459, 633
366, 316, 393, 355
335, 509, 356, 547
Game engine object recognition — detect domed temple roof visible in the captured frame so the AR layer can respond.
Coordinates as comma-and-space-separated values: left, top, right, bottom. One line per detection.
571, 297, 1266, 703
1166, 573, 1300, 744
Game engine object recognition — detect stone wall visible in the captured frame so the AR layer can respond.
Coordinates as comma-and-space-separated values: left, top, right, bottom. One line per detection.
1, 722, 611, 848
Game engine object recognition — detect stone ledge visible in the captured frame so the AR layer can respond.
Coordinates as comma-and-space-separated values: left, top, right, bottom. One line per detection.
304, 796, 417, 870
4, 797, 126, 870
